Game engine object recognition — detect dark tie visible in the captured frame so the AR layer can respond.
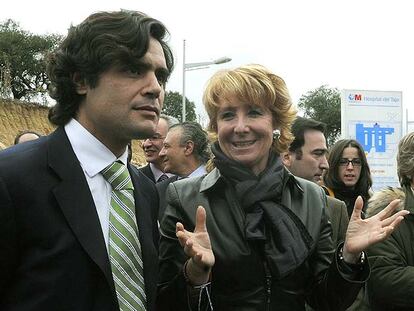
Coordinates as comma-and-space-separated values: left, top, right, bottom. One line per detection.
101, 161, 147, 311
157, 174, 169, 183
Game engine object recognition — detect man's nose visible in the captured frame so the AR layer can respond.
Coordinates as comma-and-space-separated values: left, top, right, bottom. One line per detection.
142, 72, 162, 99
142, 139, 152, 148
320, 156, 329, 170
159, 147, 166, 156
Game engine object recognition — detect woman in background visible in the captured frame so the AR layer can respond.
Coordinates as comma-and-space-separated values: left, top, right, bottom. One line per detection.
323, 139, 372, 217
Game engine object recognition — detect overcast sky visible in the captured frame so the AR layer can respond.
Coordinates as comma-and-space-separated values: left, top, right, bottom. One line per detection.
2, 0, 413, 126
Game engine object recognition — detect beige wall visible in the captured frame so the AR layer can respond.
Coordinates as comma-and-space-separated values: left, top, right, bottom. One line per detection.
0, 99, 147, 166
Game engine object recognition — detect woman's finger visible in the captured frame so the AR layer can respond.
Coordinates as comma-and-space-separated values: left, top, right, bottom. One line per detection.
195, 206, 207, 233
380, 209, 409, 227
375, 199, 402, 220
176, 222, 185, 233
350, 196, 364, 220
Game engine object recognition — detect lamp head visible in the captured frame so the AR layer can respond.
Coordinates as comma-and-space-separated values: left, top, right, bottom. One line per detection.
213, 56, 232, 64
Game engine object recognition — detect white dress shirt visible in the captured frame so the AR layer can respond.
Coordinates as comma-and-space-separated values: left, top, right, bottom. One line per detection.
65, 119, 128, 250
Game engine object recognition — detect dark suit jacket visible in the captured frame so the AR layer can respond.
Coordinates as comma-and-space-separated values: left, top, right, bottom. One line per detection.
156, 176, 179, 221
326, 196, 349, 247
139, 164, 156, 183
0, 127, 159, 311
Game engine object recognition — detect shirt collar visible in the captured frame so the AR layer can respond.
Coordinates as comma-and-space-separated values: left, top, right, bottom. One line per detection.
150, 163, 174, 181
188, 165, 207, 178
65, 119, 128, 178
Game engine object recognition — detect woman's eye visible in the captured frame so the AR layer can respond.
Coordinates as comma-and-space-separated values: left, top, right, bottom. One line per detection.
249, 109, 262, 116
220, 111, 234, 120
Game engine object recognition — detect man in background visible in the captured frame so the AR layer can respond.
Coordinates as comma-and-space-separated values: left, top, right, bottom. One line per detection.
282, 116, 349, 246
140, 114, 178, 183
157, 121, 210, 219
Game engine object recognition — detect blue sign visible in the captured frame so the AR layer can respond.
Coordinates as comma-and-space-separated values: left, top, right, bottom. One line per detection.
355, 123, 394, 153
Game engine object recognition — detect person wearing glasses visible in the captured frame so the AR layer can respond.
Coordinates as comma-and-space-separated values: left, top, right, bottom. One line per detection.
140, 114, 178, 183
323, 139, 373, 217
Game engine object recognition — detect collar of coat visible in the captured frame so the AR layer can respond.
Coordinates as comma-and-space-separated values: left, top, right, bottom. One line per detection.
366, 185, 414, 217
200, 167, 304, 194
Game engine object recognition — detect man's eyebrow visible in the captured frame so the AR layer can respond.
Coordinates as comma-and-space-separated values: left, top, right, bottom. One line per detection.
312, 148, 328, 153
136, 59, 169, 73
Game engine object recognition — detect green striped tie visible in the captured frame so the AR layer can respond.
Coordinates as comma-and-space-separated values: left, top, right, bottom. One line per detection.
101, 161, 147, 311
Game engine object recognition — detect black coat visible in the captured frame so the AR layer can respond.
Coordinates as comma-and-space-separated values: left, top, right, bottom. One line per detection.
139, 164, 156, 183
157, 168, 368, 311
0, 128, 160, 311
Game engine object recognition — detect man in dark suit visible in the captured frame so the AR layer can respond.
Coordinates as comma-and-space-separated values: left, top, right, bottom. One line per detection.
157, 122, 210, 220
282, 117, 349, 246
140, 114, 178, 183
0, 10, 173, 311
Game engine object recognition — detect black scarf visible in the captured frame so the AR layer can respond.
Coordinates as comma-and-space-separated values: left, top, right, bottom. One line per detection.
211, 142, 313, 279
334, 187, 369, 218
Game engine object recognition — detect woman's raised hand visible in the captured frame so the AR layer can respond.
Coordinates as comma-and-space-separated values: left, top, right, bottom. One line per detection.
343, 196, 409, 263
176, 206, 215, 285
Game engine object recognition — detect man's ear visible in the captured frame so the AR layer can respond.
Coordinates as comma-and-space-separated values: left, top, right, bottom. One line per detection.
72, 72, 87, 95
281, 152, 291, 167
184, 141, 194, 156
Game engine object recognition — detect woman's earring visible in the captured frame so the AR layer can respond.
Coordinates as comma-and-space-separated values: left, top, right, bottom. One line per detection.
272, 129, 280, 141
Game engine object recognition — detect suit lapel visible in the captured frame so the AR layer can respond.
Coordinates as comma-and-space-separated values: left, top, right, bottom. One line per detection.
47, 128, 115, 295
140, 164, 156, 183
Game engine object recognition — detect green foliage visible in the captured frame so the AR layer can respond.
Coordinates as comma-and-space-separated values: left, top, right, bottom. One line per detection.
162, 91, 197, 122
0, 19, 62, 101
298, 85, 341, 146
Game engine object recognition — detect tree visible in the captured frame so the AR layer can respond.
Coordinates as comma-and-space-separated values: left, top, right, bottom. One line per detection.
162, 91, 197, 122
0, 19, 62, 101
298, 85, 341, 146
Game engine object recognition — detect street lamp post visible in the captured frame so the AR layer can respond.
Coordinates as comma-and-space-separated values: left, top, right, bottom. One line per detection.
181, 39, 231, 122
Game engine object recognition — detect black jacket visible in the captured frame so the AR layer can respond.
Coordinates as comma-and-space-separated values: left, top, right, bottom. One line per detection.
139, 164, 156, 183
157, 168, 368, 311
0, 128, 160, 311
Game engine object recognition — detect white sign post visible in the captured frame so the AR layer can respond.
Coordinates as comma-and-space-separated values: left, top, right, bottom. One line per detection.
341, 89, 403, 191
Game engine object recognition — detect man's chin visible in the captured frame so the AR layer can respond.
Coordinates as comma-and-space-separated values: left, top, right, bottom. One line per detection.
132, 126, 157, 140
163, 165, 172, 174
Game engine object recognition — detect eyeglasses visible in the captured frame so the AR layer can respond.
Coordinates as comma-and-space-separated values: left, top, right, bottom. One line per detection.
146, 135, 165, 142
339, 158, 362, 167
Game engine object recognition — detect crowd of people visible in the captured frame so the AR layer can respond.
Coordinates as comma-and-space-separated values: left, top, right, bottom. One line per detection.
0, 9, 413, 311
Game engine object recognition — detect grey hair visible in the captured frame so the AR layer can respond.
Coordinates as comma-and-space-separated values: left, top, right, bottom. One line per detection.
160, 114, 179, 128
170, 122, 210, 164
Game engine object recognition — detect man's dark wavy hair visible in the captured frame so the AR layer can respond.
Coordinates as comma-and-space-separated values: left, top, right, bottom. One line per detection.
47, 10, 174, 126
289, 116, 327, 159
